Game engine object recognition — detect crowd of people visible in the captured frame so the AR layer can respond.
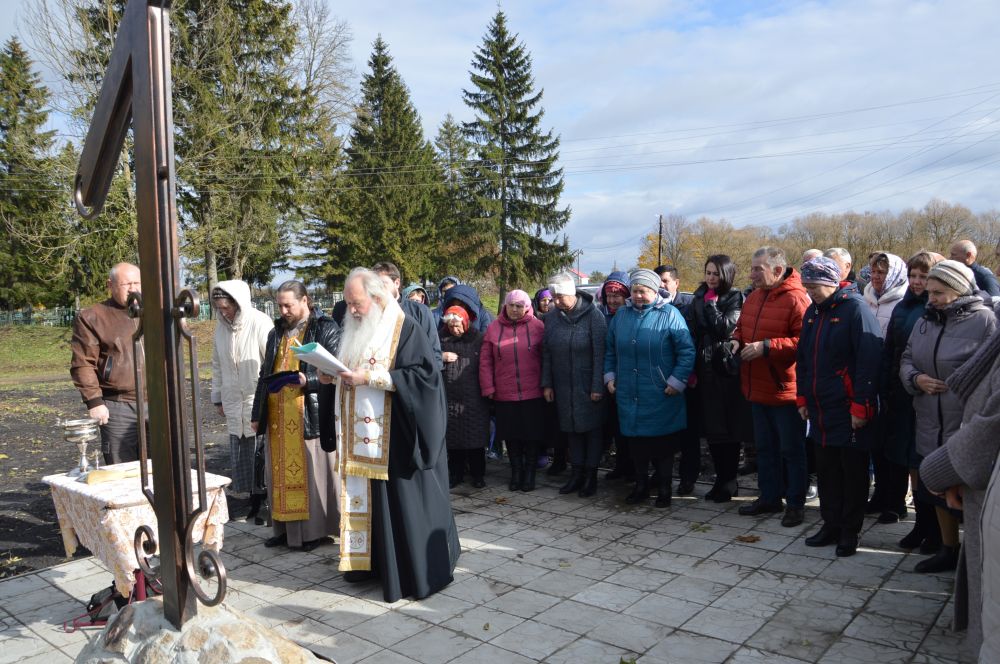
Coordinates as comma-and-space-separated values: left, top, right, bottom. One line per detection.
67, 238, 1000, 657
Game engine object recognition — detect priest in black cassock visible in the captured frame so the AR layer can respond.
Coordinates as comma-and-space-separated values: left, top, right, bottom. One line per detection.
323, 267, 460, 602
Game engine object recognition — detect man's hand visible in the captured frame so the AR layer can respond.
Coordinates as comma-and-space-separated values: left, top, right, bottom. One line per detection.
740, 341, 764, 362
317, 370, 334, 385
215, 404, 225, 417
251, 421, 258, 433
606, 379, 616, 394
851, 414, 869, 429
915, 373, 948, 395
590, 392, 603, 402
297, 372, 307, 387
339, 368, 368, 387
89, 404, 110, 425
442, 352, 459, 363
798, 406, 808, 421
543, 387, 554, 403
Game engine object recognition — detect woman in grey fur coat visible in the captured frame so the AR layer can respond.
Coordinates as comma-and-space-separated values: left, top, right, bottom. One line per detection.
541, 272, 607, 497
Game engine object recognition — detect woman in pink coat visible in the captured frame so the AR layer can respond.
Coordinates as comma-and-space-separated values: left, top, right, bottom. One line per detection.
480, 290, 545, 491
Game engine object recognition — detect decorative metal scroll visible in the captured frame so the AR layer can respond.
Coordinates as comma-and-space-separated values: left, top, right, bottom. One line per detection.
74, 0, 225, 627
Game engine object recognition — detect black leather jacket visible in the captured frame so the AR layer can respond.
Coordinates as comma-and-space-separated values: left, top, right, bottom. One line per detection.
250, 308, 341, 447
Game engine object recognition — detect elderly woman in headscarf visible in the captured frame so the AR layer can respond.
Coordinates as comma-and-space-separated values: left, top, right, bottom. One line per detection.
864, 252, 908, 337
402, 283, 429, 306
533, 288, 554, 320
902, 260, 997, 574
919, 278, 1000, 655
796, 256, 883, 558
604, 269, 695, 507
480, 289, 546, 492
541, 272, 607, 498
439, 305, 490, 489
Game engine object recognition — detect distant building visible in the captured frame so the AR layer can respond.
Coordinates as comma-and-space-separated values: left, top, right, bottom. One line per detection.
566, 268, 589, 286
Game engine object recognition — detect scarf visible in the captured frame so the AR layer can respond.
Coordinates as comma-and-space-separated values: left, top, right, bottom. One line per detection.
948, 313, 1000, 401
335, 299, 405, 572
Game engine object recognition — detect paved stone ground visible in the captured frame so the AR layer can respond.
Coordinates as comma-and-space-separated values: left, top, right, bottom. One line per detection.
0, 461, 977, 663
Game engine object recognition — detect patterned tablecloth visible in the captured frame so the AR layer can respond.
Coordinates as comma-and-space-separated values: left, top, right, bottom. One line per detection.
42, 461, 230, 596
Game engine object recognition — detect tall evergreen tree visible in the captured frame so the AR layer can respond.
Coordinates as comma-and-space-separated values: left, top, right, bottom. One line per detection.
431, 113, 477, 275
463, 11, 570, 303
338, 37, 443, 283
0, 37, 67, 308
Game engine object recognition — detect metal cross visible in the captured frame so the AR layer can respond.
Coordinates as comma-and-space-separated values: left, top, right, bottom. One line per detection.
73, 0, 225, 628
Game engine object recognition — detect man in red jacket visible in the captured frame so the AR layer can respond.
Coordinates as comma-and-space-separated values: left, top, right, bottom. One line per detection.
732, 247, 811, 527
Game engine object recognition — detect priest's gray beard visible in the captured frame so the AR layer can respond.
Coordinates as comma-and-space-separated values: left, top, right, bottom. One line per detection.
339, 303, 385, 369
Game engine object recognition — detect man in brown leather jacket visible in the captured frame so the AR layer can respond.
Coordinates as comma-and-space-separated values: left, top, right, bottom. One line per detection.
70, 263, 142, 464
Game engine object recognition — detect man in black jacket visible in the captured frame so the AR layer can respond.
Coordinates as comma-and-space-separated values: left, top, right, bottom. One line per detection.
250, 281, 341, 552
950, 239, 1000, 298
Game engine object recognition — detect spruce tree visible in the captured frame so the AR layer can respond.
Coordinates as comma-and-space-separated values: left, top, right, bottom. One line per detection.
338, 37, 443, 283
463, 11, 570, 303
0, 37, 67, 308
431, 113, 476, 275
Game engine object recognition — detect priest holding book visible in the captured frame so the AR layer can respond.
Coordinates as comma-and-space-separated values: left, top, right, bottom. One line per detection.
250, 280, 341, 552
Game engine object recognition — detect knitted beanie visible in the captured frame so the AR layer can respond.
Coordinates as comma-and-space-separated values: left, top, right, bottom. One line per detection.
928, 260, 975, 295
629, 268, 660, 292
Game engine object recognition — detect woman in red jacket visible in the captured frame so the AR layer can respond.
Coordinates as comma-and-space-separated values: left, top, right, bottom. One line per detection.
480, 290, 546, 491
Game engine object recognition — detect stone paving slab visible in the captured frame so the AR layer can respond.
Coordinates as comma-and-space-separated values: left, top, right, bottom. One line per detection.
0, 462, 979, 663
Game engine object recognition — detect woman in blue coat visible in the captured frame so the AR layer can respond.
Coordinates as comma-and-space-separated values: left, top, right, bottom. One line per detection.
795, 257, 883, 558
604, 269, 695, 507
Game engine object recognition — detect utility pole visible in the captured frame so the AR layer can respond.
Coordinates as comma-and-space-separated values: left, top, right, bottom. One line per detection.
657, 214, 663, 266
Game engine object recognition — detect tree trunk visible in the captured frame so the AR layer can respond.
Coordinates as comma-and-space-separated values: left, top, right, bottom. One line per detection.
205, 248, 219, 319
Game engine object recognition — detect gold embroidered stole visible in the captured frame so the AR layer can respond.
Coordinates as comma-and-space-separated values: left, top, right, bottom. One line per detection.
267, 324, 309, 521
337, 307, 405, 571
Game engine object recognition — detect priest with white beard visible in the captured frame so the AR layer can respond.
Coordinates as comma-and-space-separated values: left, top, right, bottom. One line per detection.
320, 267, 460, 602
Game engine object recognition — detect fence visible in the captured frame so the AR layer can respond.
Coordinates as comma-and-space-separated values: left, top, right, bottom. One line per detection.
1, 292, 344, 327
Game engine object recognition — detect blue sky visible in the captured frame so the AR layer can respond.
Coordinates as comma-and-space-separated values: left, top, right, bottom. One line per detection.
4, 0, 1000, 277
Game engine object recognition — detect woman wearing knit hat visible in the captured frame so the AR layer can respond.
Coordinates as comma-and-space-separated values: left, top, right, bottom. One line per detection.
604, 268, 695, 507
599, 271, 633, 481
901, 259, 996, 573
440, 306, 490, 489
480, 290, 546, 491
797, 256, 883, 557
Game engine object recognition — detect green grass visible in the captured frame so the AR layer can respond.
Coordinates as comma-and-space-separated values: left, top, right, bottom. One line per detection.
0, 319, 217, 383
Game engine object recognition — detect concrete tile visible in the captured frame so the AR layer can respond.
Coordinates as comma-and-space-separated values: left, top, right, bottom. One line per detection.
625, 593, 705, 628
391, 623, 484, 663
310, 631, 382, 663
457, 642, 536, 664
842, 611, 930, 652
548, 532, 612, 554
270, 615, 341, 645
480, 560, 550, 586
603, 566, 676, 592
397, 591, 475, 625
516, 545, 584, 570
540, 636, 638, 664
440, 605, 524, 642
483, 586, 561, 619
589, 613, 671, 652
534, 599, 620, 634
439, 575, 513, 605
639, 630, 739, 663
818, 636, 915, 663
657, 575, 732, 606
709, 586, 787, 621
523, 570, 596, 599
761, 551, 832, 578
0, 572, 50, 599
306, 596, 388, 629
570, 580, 646, 612
347, 611, 435, 648
682, 605, 767, 644
795, 578, 874, 609
488, 617, 578, 660
637, 550, 702, 575
708, 543, 776, 568
552, 553, 624, 581
685, 559, 753, 586
737, 570, 810, 599
727, 647, 811, 664
864, 588, 948, 625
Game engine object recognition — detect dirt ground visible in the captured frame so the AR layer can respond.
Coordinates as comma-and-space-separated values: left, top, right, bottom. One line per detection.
0, 373, 237, 581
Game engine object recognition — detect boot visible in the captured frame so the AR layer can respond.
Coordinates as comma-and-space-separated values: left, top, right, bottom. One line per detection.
914, 544, 960, 574
655, 468, 672, 508
547, 447, 567, 476
578, 468, 598, 498
246, 493, 263, 522
709, 479, 738, 503
508, 443, 523, 491
560, 467, 584, 494
521, 444, 537, 492
625, 475, 650, 504
899, 499, 930, 549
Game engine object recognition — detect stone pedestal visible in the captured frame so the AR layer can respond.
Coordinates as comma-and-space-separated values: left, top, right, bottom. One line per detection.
75, 598, 334, 663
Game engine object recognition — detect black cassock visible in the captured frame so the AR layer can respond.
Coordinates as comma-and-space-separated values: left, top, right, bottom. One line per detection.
371, 316, 461, 602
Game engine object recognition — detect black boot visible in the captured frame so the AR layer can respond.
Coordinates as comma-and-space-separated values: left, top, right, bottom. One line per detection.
655, 468, 672, 508
508, 443, 523, 491
900, 499, 931, 549
246, 493, 263, 521
521, 444, 537, 492
578, 468, 598, 498
625, 476, 650, 504
914, 544, 959, 574
560, 467, 584, 494
547, 447, 567, 476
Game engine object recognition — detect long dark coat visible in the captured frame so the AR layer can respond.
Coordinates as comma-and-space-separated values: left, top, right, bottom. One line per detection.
685, 285, 745, 444
439, 328, 490, 450
541, 291, 607, 433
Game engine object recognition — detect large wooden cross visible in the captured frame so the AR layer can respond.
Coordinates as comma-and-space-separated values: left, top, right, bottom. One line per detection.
74, 0, 225, 628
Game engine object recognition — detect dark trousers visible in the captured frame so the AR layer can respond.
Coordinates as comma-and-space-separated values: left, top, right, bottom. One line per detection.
568, 428, 604, 468
629, 434, 679, 481
815, 444, 870, 535
709, 442, 740, 485
449, 448, 486, 480
751, 403, 807, 508
677, 388, 701, 484
100, 399, 139, 464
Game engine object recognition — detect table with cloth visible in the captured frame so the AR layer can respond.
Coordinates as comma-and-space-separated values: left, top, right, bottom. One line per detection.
43, 461, 230, 596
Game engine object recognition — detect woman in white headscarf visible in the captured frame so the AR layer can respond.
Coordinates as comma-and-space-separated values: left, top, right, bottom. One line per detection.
864, 252, 908, 338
